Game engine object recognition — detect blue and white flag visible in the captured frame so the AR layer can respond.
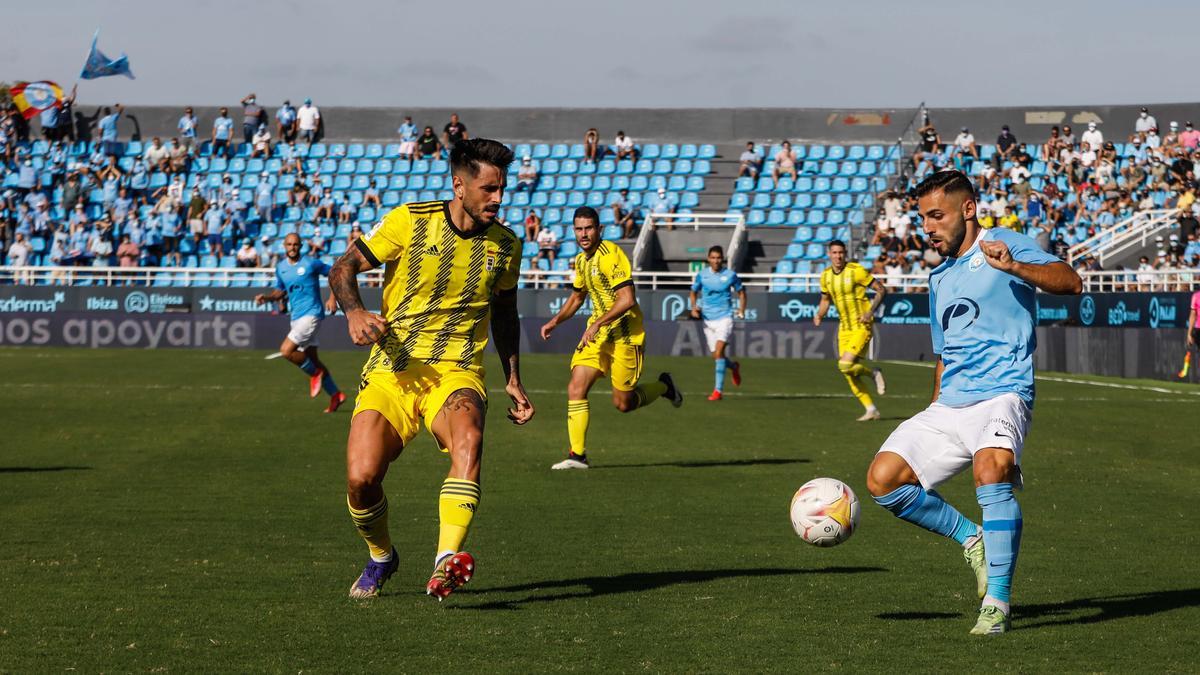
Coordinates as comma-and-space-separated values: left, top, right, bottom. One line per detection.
79, 30, 135, 80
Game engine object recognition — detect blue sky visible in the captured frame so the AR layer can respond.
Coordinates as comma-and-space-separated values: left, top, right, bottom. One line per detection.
4, 0, 1196, 108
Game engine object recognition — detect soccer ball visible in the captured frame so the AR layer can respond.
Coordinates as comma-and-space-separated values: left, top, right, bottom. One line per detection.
790, 477, 860, 547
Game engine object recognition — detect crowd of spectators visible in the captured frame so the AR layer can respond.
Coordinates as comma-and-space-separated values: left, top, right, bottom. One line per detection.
867, 106, 1200, 288
0, 98, 489, 270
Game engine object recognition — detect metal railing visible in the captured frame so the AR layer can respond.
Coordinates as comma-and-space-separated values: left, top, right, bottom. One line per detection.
1067, 208, 1177, 266
4, 265, 1193, 294
631, 211, 746, 271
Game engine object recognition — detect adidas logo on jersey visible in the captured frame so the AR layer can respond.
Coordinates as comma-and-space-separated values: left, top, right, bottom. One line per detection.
425, 244, 441, 256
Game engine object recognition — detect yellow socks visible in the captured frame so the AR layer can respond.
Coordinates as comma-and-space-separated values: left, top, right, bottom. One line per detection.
633, 381, 667, 408
567, 399, 589, 456
437, 478, 480, 557
838, 360, 875, 409
347, 495, 393, 562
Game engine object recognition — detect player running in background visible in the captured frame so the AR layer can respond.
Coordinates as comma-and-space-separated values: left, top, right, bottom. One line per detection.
866, 170, 1081, 635
327, 139, 534, 600
688, 245, 746, 401
1179, 288, 1199, 378
540, 206, 683, 470
254, 232, 345, 413
813, 240, 887, 421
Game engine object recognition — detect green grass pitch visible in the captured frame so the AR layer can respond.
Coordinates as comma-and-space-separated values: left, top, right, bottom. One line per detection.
1, 347, 1197, 672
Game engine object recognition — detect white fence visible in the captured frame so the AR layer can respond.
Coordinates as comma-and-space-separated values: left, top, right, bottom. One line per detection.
0, 265, 1195, 294
1067, 208, 1176, 266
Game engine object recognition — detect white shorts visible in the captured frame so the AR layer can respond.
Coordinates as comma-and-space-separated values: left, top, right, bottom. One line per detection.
399, 141, 416, 155
877, 393, 1031, 489
702, 316, 733, 352
286, 315, 322, 349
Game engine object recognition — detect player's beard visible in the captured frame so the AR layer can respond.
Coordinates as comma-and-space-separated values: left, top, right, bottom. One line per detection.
466, 198, 500, 227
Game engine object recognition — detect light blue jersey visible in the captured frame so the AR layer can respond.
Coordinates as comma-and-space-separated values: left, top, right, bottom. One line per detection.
929, 227, 1059, 407
274, 256, 332, 321
692, 267, 744, 320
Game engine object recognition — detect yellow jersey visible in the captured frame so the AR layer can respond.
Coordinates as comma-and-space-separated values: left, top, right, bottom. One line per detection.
572, 241, 645, 346
819, 262, 874, 329
355, 201, 521, 377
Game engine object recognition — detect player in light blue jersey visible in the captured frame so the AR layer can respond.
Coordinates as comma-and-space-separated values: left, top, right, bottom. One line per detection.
254, 232, 346, 413
865, 170, 1081, 635
689, 246, 746, 401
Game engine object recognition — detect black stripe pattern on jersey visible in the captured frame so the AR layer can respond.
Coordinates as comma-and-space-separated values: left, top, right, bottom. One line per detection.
392, 218, 458, 371
456, 236, 515, 369
429, 236, 486, 363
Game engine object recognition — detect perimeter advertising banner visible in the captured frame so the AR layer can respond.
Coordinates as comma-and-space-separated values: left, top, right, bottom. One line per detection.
1, 287, 1190, 328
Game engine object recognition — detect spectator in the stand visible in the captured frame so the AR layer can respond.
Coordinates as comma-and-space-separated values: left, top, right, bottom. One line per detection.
289, 176, 311, 206
524, 208, 542, 241
361, 179, 382, 209
648, 186, 676, 229
40, 84, 76, 142
178, 106, 198, 149
307, 234, 326, 257
515, 155, 539, 192
251, 124, 272, 158
998, 205, 1023, 233
1180, 121, 1200, 150
584, 128, 600, 163
212, 107, 234, 159
61, 173, 84, 213
397, 115, 418, 160
952, 127, 978, 161
347, 224, 363, 249
236, 238, 261, 267
416, 126, 442, 159
902, 230, 926, 260
612, 188, 638, 238
994, 125, 1018, 167
442, 113, 468, 151
97, 104, 124, 156
204, 203, 225, 261
276, 100, 297, 143
772, 140, 798, 184
535, 223, 558, 265
143, 137, 170, 171
1081, 121, 1103, 152
254, 172, 275, 221
738, 142, 762, 178
187, 190, 207, 252
89, 221, 114, 266
240, 94, 266, 145
883, 255, 907, 292
1162, 121, 1181, 151
336, 193, 356, 224
878, 227, 903, 258
1136, 255, 1154, 290
168, 138, 190, 174
914, 120, 941, 172
1041, 125, 1065, 162
614, 130, 636, 161
257, 235, 275, 267
7, 232, 31, 275
117, 233, 139, 267
1135, 107, 1157, 134
297, 98, 320, 143
1183, 232, 1200, 259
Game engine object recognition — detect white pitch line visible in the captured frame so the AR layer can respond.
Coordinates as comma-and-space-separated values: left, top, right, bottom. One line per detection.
879, 360, 1200, 396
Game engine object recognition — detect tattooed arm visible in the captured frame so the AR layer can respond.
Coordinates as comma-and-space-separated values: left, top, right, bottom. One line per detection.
329, 244, 387, 345
491, 288, 534, 425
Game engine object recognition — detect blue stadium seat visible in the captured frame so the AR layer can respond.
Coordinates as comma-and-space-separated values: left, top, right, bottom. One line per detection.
807, 145, 826, 160
347, 144, 365, 159
847, 145, 866, 161
785, 243, 806, 259
813, 226, 834, 243
679, 144, 698, 159
365, 144, 384, 159
775, 259, 794, 274
729, 193, 750, 209
765, 209, 786, 226
826, 145, 846, 160
747, 210, 766, 226
866, 145, 885, 160
310, 144, 327, 159
804, 243, 825, 259
532, 143, 551, 159
792, 226, 813, 242
735, 177, 754, 192
660, 144, 679, 159
698, 144, 716, 159
550, 144, 569, 159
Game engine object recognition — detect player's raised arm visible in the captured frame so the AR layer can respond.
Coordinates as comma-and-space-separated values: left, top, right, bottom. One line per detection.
329, 244, 386, 345
541, 288, 587, 340
979, 239, 1082, 295
492, 287, 534, 425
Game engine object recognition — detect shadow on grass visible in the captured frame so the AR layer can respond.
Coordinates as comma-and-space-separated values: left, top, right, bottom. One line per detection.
0, 466, 92, 474
873, 588, 1200, 628
591, 458, 810, 470
460, 566, 886, 610
1018, 588, 1200, 628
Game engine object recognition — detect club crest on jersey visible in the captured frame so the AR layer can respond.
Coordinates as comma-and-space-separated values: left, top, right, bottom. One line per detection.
296, 266, 306, 275
968, 254, 985, 271
485, 250, 498, 271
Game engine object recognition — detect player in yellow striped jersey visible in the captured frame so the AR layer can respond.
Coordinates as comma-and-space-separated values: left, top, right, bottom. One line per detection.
328, 139, 535, 601
813, 239, 888, 421
539, 206, 683, 469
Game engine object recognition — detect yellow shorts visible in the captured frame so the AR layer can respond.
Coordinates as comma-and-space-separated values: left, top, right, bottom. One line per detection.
353, 363, 487, 450
837, 327, 872, 359
570, 340, 644, 391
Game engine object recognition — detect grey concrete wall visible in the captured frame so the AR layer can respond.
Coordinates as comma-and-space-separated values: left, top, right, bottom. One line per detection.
60, 101, 1199, 146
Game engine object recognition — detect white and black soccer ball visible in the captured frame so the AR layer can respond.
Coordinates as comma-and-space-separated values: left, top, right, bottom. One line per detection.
790, 477, 860, 547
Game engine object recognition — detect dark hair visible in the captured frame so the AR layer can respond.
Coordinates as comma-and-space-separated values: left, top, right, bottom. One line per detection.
827, 239, 847, 250
708, 245, 724, 255
450, 138, 515, 177
910, 169, 976, 200
573, 206, 600, 224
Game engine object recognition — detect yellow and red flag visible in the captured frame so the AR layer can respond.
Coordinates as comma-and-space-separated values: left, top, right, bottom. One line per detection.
10, 81, 64, 120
